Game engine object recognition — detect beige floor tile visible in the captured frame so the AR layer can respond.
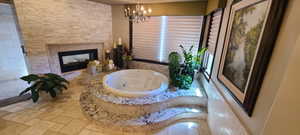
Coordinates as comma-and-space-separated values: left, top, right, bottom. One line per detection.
0, 110, 10, 118
78, 129, 105, 135
21, 119, 55, 135
37, 109, 64, 121
0, 119, 29, 135
50, 115, 73, 125
59, 119, 88, 135
2, 112, 18, 121
49, 123, 65, 132
26, 119, 42, 126
42, 130, 66, 135
85, 123, 103, 132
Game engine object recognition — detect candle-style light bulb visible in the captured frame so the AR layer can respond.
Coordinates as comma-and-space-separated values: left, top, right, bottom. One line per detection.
148, 8, 152, 13
141, 6, 144, 10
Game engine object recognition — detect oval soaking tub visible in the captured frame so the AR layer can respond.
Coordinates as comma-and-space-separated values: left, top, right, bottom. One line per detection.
103, 69, 169, 97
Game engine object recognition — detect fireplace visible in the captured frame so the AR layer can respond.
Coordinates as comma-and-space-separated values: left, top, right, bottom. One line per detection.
58, 49, 98, 73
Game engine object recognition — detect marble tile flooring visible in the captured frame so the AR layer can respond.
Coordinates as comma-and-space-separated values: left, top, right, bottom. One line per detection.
0, 76, 205, 135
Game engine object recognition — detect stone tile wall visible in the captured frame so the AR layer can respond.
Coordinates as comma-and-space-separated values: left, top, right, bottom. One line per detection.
13, 0, 112, 74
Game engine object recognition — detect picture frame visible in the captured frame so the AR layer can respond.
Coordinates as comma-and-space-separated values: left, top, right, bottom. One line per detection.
218, 0, 287, 116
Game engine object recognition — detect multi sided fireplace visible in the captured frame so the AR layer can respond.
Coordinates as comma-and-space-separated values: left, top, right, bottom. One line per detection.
58, 49, 98, 73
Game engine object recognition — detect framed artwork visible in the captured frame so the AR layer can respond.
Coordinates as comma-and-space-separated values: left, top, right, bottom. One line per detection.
218, 0, 287, 116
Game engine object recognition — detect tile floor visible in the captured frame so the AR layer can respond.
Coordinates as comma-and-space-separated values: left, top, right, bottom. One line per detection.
0, 77, 205, 135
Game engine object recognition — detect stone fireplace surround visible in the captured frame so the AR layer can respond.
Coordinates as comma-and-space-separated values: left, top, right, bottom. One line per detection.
47, 42, 104, 74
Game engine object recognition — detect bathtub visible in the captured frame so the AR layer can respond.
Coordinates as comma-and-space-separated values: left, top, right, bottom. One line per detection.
103, 69, 169, 97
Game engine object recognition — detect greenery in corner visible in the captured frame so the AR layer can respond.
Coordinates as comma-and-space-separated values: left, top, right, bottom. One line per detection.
168, 45, 207, 89
168, 52, 181, 85
19, 73, 69, 102
180, 45, 207, 77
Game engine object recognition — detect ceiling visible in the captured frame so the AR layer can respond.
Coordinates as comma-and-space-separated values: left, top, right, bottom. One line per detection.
89, 0, 207, 5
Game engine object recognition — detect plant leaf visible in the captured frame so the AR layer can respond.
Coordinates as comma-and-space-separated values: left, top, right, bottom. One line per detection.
19, 87, 32, 96
31, 89, 39, 103
49, 89, 56, 98
20, 74, 40, 84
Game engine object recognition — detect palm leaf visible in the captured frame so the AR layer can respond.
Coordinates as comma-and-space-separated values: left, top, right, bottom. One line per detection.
31, 89, 39, 103
20, 74, 40, 84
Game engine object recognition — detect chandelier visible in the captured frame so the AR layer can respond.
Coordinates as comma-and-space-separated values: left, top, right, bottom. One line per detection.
124, 3, 152, 23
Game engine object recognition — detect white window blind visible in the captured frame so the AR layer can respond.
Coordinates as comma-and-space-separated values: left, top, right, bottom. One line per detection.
203, 10, 223, 78
133, 16, 203, 62
207, 10, 222, 54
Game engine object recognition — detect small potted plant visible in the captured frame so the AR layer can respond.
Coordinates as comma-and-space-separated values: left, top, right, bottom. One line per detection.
19, 73, 69, 102
168, 45, 206, 89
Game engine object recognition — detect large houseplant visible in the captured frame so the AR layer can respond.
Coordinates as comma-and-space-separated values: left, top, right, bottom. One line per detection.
169, 45, 206, 89
19, 73, 69, 102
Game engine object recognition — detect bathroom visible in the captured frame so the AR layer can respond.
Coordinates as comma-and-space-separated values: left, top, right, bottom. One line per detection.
0, 0, 299, 135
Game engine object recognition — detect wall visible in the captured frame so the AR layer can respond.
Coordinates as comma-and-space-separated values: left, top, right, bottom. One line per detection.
206, 0, 226, 14
0, 3, 27, 81
112, 5, 129, 48
131, 1, 207, 16
210, 0, 299, 134
261, 34, 300, 135
13, 0, 112, 74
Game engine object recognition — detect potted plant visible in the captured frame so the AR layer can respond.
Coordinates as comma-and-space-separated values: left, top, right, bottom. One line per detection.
180, 45, 206, 81
168, 45, 206, 89
19, 73, 69, 102
168, 52, 181, 86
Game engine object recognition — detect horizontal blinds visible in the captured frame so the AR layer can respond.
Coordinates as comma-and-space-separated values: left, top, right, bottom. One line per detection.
207, 10, 222, 54
133, 16, 203, 62
133, 17, 161, 61
163, 16, 203, 62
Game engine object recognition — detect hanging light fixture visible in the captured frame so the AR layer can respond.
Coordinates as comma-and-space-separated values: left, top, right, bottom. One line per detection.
124, 2, 152, 23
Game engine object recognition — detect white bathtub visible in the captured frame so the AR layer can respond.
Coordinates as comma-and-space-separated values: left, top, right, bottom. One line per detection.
103, 69, 169, 97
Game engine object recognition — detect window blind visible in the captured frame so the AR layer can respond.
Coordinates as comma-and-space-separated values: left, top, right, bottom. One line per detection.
203, 10, 223, 78
207, 10, 222, 54
133, 16, 203, 63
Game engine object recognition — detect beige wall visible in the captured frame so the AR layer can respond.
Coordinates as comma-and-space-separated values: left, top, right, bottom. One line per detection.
206, 0, 226, 14
133, 1, 207, 16
13, 0, 112, 74
210, 0, 299, 134
112, 5, 129, 48
261, 35, 300, 135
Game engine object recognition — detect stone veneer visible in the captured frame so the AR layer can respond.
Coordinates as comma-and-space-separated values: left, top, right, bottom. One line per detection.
13, 0, 112, 74
47, 42, 104, 74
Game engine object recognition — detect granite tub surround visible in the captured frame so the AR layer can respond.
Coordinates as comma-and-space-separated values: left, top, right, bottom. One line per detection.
13, 0, 112, 73
103, 69, 169, 97
80, 92, 209, 134
79, 70, 209, 132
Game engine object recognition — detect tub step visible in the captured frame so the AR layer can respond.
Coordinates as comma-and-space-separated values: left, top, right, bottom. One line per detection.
80, 91, 209, 133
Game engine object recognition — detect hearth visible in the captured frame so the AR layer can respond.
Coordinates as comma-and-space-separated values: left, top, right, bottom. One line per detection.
58, 49, 98, 73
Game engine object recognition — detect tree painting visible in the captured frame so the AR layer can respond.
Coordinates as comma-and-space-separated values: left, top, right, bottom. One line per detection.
223, 1, 268, 92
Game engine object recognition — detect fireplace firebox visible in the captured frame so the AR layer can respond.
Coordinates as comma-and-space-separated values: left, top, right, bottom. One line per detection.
58, 49, 98, 73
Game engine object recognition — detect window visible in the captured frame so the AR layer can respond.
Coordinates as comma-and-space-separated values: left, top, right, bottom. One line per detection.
202, 10, 223, 79
132, 16, 204, 63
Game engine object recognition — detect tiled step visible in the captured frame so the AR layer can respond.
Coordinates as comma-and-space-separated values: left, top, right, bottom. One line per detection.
80, 91, 209, 133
